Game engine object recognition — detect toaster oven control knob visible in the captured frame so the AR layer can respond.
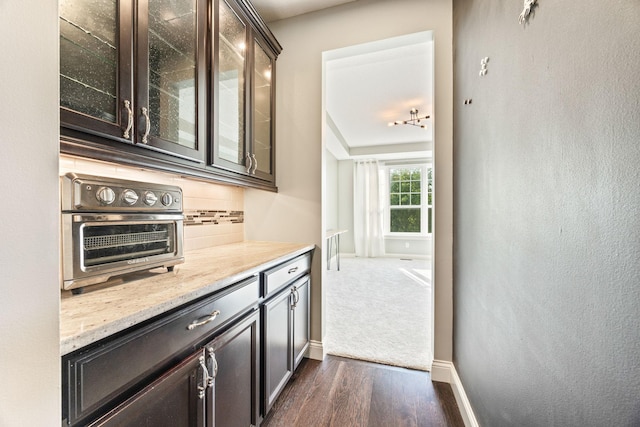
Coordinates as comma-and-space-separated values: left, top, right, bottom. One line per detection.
122, 189, 139, 206
96, 187, 116, 205
143, 191, 158, 206
161, 193, 173, 206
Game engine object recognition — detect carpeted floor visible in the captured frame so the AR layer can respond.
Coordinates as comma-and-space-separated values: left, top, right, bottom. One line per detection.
324, 256, 433, 371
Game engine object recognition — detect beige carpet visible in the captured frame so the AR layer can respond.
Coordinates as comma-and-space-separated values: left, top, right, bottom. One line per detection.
324, 256, 432, 371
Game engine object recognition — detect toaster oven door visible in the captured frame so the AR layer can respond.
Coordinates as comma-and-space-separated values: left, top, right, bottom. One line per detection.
62, 214, 184, 290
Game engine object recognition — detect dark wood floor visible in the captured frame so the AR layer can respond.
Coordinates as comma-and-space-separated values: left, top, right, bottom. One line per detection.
262, 355, 465, 427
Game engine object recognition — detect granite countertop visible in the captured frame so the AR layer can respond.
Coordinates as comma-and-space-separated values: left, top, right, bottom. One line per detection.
60, 241, 314, 355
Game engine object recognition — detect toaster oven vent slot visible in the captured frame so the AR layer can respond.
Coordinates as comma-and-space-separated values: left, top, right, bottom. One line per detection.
84, 231, 169, 250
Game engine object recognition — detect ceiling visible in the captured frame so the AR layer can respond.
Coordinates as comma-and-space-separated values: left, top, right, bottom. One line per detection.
250, 0, 433, 162
250, 0, 358, 22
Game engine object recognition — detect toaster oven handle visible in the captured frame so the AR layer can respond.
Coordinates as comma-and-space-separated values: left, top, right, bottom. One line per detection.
187, 309, 221, 330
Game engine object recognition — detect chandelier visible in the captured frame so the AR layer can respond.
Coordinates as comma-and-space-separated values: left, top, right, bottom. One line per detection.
388, 108, 430, 129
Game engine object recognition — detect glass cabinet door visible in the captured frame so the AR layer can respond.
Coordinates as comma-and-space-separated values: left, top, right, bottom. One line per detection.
136, 0, 206, 162
212, 0, 249, 173
252, 39, 274, 180
59, 0, 133, 140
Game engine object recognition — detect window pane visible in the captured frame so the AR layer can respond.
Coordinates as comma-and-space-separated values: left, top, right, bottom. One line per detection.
390, 208, 421, 233
411, 193, 421, 205
390, 194, 400, 205
390, 170, 401, 182
400, 194, 410, 205
411, 169, 421, 180
390, 182, 400, 193
400, 182, 410, 192
410, 180, 421, 192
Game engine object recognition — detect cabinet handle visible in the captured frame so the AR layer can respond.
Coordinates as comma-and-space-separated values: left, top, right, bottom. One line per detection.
293, 286, 300, 307
123, 100, 133, 139
208, 347, 218, 383
251, 153, 258, 174
187, 309, 221, 330
246, 152, 253, 173
198, 354, 210, 399
288, 266, 299, 274
289, 290, 296, 310
141, 107, 150, 144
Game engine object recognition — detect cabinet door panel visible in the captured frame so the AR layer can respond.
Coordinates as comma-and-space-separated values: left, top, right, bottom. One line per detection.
212, 0, 249, 173
251, 39, 274, 181
59, 0, 133, 140
206, 310, 259, 427
90, 350, 206, 427
136, 0, 206, 162
262, 288, 293, 414
293, 277, 310, 368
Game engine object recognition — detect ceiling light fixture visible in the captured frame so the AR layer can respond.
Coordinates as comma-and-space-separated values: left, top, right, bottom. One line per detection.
388, 108, 430, 129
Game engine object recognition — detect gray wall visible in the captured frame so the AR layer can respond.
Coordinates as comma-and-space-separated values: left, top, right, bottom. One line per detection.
453, 1, 640, 426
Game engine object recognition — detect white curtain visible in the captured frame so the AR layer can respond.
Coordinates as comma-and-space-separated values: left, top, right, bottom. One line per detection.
353, 160, 385, 257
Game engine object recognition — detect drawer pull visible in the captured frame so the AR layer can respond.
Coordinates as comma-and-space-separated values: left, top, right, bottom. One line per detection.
188, 310, 221, 330
288, 266, 299, 274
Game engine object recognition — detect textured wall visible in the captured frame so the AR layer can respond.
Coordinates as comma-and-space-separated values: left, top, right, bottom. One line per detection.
453, 1, 640, 425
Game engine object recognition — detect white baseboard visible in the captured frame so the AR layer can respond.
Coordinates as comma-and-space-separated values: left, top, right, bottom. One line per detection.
431, 360, 479, 427
307, 340, 324, 361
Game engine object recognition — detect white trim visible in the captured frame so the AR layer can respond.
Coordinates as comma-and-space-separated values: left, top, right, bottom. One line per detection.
307, 340, 324, 361
430, 359, 452, 382
430, 360, 480, 427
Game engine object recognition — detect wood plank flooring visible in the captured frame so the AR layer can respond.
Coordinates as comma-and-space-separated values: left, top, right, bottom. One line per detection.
262, 356, 465, 427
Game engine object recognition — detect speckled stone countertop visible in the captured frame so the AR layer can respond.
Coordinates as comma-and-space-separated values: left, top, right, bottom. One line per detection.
60, 241, 314, 355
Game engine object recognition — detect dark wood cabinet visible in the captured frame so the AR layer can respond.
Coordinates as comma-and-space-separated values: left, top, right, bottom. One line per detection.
90, 350, 207, 427
210, 0, 278, 184
59, 0, 281, 190
61, 250, 312, 426
262, 275, 310, 416
205, 309, 260, 427
62, 276, 259, 426
60, 0, 207, 163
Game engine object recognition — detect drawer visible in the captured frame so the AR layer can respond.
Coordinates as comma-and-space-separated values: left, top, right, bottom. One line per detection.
262, 252, 311, 297
62, 275, 259, 426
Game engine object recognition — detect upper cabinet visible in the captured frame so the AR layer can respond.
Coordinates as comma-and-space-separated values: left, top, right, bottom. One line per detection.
136, 0, 208, 162
211, 0, 249, 175
251, 37, 275, 181
59, 0, 281, 190
211, 0, 277, 183
59, 0, 133, 142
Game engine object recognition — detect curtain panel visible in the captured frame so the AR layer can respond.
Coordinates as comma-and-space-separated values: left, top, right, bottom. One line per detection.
353, 160, 385, 257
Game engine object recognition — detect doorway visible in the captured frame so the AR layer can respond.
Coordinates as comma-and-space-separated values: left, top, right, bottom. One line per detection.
321, 31, 435, 370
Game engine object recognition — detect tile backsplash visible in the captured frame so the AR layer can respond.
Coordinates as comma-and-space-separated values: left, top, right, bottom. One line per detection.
60, 155, 245, 251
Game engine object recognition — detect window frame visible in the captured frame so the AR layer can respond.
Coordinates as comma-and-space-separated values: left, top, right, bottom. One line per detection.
383, 163, 432, 237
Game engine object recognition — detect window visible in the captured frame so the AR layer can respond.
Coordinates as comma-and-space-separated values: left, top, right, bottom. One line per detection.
386, 164, 432, 235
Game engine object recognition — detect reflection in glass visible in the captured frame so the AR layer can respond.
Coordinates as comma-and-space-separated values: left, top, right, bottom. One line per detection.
148, 0, 197, 149
217, 1, 246, 165
59, 0, 117, 122
253, 41, 272, 174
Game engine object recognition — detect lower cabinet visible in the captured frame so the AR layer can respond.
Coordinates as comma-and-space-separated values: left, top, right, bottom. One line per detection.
262, 275, 310, 415
89, 309, 260, 427
205, 309, 260, 427
90, 350, 207, 426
